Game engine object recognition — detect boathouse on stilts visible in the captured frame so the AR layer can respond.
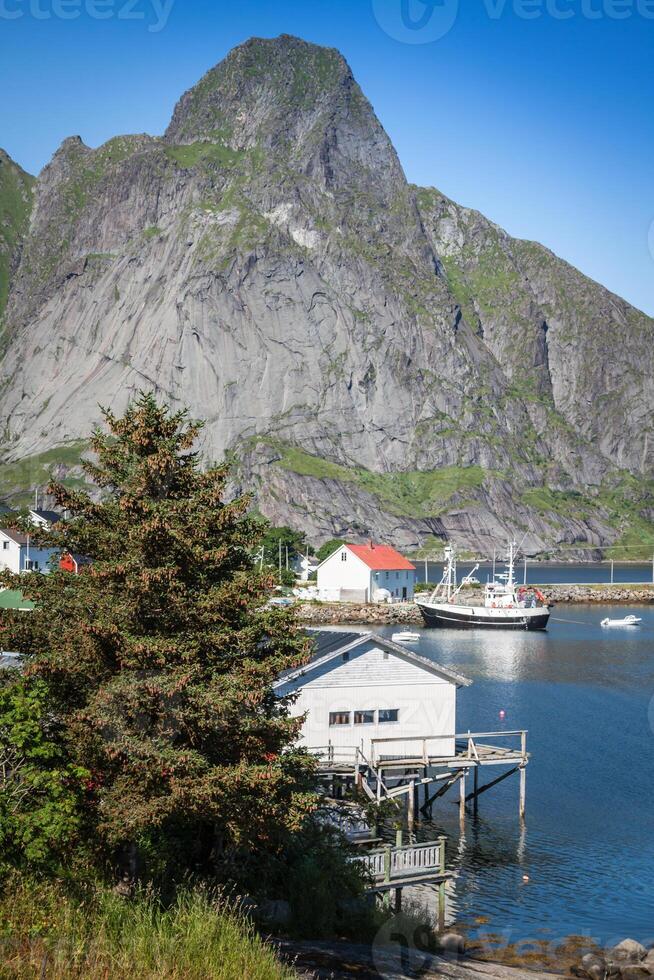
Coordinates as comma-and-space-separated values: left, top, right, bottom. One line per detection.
274, 629, 529, 916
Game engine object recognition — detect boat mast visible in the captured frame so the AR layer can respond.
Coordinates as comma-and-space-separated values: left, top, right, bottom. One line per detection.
445, 545, 456, 600
506, 540, 517, 590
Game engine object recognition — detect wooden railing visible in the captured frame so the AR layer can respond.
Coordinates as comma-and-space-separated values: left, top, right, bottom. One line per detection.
354, 838, 446, 883
368, 730, 528, 766
309, 731, 528, 770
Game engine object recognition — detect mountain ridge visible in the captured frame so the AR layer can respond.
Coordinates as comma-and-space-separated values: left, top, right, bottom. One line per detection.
0, 34, 652, 556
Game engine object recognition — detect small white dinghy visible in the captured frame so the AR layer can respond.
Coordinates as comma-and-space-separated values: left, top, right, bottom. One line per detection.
600, 614, 642, 627
391, 630, 420, 643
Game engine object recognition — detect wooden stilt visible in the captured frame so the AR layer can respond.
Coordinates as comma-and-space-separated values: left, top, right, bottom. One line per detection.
473, 765, 479, 817
393, 888, 402, 913
421, 772, 460, 814
519, 765, 526, 821
459, 770, 466, 826
464, 764, 520, 803
407, 779, 416, 832
438, 835, 447, 932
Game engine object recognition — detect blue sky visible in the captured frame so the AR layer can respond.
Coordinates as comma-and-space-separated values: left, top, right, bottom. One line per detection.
1, 0, 652, 314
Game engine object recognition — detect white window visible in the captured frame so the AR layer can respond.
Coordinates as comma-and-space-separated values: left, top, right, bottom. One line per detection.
354, 710, 375, 725
379, 709, 399, 724
341, 551, 347, 561
329, 711, 351, 726
25, 559, 40, 571
2, 541, 8, 550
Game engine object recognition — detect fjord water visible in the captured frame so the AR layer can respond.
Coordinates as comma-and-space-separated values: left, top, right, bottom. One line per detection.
374, 606, 654, 945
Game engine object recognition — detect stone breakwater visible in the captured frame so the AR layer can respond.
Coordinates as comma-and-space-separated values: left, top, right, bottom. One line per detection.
296, 586, 654, 626
542, 584, 654, 604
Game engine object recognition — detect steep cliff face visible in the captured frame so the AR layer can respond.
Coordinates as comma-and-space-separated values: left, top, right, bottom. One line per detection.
0, 149, 34, 322
0, 35, 651, 555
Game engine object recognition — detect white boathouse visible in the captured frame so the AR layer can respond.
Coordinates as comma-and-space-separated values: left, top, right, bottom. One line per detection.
274, 629, 471, 760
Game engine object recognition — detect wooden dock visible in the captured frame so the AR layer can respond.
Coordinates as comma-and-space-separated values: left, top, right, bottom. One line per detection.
313, 730, 529, 826
351, 836, 450, 918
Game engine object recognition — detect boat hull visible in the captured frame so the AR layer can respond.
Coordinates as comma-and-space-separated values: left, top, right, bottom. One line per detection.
416, 601, 551, 631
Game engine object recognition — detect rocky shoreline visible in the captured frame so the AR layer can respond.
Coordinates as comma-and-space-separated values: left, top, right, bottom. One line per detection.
296, 585, 653, 626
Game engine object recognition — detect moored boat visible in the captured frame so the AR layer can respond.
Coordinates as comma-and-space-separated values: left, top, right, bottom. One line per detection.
391, 630, 420, 643
600, 615, 641, 627
416, 543, 551, 631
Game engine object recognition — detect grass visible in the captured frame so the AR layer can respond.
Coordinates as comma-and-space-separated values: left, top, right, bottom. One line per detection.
0, 442, 88, 507
0, 876, 294, 980
264, 441, 485, 518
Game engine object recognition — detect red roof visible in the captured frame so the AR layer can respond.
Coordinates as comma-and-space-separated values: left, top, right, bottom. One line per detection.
346, 543, 416, 571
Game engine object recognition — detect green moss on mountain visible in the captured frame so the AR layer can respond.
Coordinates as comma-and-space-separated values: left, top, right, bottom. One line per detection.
0, 150, 34, 318
0, 441, 88, 506
165, 141, 246, 170
265, 440, 486, 518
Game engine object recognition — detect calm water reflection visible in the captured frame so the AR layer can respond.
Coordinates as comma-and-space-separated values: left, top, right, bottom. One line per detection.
334, 607, 654, 944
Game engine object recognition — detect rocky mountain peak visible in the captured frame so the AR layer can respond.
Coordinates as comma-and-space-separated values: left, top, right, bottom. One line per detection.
0, 37, 652, 556
165, 34, 405, 196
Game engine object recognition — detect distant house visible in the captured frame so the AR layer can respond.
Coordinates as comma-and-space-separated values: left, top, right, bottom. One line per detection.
294, 554, 320, 582
0, 529, 58, 575
59, 552, 92, 575
274, 629, 470, 759
28, 509, 62, 529
316, 542, 417, 602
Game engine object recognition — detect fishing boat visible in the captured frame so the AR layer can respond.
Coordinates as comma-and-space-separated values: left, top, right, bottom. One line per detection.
600, 615, 642, 627
391, 630, 420, 643
416, 543, 551, 631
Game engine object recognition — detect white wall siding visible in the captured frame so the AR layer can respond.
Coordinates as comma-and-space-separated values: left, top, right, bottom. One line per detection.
277, 641, 458, 759
317, 547, 371, 601
0, 537, 21, 575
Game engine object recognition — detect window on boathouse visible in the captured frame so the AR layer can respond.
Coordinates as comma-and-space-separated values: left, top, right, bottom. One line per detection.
329, 711, 351, 726
379, 709, 399, 723
354, 710, 375, 725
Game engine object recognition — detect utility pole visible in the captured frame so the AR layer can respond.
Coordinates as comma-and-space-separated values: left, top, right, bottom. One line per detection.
424, 558, 428, 584
285, 545, 289, 571
278, 539, 282, 583
610, 559, 614, 585
492, 549, 496, 581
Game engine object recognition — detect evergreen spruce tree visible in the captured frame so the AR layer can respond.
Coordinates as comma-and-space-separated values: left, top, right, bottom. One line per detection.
0, 394, 317, 883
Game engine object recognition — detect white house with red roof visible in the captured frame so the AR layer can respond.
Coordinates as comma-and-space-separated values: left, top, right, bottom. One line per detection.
316, 542, 417, 603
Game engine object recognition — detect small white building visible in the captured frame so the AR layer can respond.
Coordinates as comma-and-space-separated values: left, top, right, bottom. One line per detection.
0, 529, 58, 574
28, 509, 62, 529
316, 542, 417, 603
274, 629, 470, 760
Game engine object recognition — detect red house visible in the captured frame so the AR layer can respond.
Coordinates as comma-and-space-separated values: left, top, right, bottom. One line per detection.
59, 552, 92, 575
